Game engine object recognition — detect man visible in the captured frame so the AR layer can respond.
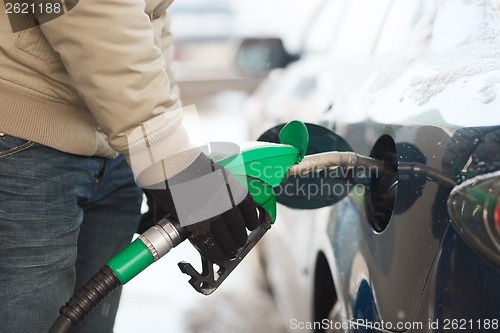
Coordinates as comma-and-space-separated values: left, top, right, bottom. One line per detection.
0, 0, 259, 332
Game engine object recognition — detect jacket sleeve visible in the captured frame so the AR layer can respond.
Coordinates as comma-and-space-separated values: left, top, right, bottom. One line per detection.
35, 0, 197, 185
160, 11, 181, 102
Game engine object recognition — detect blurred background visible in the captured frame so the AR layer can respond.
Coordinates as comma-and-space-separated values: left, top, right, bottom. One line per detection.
115, 0, 321, 332
172, 0, 321, 109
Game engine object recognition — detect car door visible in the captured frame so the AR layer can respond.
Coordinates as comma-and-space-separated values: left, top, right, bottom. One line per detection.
324, 0, 500, 330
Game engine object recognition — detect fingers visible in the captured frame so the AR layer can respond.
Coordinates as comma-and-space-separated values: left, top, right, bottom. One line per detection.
186, 212, 247, 264
187, 205, 253, 263
238, 194, 259, 231
222, 208, 248, 248
186, 219, 227, 264
185, 181, 261, 263
210, 216, 239, 258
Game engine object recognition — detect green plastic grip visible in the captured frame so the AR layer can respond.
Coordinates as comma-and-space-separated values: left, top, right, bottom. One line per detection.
217, 121, 309, 223
106, 239, 154, 285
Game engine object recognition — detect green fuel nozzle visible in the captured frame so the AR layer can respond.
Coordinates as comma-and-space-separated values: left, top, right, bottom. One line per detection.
48, 121, 310, 333
217, 120, 309, 222
112, 120, 309, 282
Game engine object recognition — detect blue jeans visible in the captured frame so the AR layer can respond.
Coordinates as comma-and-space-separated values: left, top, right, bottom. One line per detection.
0, 135, 143, 333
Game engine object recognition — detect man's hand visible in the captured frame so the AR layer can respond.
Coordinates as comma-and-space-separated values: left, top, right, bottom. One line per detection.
148, 153, 260, 264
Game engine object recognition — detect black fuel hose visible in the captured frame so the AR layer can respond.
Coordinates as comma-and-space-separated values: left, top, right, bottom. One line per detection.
48, 266, 120, 333
48, 218, 187, 333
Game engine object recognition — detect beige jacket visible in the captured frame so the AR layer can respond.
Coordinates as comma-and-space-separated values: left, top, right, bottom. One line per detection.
0, 0, 194, 183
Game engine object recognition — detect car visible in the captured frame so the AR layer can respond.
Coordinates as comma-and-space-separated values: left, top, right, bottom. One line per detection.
237, 0, 500, 332
169, 0, 235, 62
169, 0, 320, 108
169, 0, 263, 107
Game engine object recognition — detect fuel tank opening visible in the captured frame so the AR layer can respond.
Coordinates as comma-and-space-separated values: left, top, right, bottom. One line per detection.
365, 135, 398, 232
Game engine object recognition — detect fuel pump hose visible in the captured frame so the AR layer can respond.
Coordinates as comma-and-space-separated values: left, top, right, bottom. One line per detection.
48, 217, 187, 333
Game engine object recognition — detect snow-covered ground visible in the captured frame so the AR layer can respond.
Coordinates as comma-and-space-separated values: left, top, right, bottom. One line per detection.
115, 238, 286, 333
115, 93, 287, 333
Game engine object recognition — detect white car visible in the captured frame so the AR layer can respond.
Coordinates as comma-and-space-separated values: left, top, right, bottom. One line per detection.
238, 0, 500, 332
